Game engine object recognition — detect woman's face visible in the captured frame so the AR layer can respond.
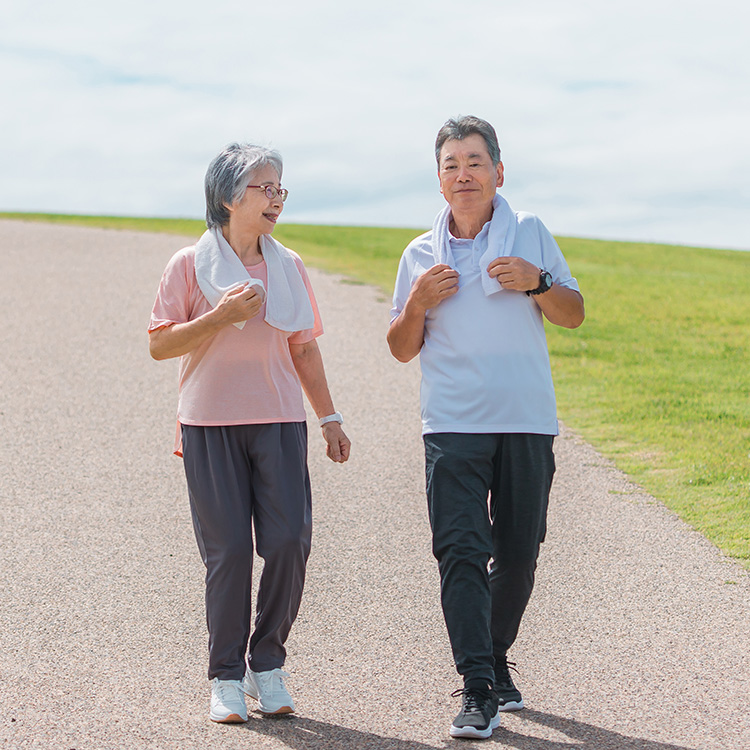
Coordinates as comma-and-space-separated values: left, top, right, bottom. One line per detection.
226, 163, 284, 236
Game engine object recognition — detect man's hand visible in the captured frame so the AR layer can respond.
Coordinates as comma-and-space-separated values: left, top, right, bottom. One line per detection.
487, 257, 541, 292
215, 284, 264, 325
386, 264, 459, 364
321, 422, 351, 463
409, 264, 460, 311
488, 257, 585, 328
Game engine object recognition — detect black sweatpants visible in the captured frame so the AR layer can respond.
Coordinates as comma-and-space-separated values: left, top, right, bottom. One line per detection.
424, 432, 555, 686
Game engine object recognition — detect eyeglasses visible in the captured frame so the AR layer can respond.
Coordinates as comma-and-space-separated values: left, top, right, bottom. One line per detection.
246, 184, 289, 202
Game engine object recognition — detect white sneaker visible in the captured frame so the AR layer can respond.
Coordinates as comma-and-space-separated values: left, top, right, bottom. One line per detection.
210, 678, 248, 723
242, 668, 295, 714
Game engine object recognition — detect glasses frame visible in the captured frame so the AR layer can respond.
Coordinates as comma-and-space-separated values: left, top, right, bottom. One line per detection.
246, 184, 289, 202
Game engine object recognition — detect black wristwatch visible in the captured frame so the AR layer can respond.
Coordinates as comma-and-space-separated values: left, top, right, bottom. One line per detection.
526, 269, 553, 296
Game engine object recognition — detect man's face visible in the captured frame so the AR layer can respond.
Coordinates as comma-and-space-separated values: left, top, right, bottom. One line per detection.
438, 134, 504, 213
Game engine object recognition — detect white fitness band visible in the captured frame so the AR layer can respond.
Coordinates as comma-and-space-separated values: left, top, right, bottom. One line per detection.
318, 412, 343, 427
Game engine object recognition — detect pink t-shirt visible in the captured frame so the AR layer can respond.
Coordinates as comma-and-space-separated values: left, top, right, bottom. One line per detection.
149, 244, 323, 454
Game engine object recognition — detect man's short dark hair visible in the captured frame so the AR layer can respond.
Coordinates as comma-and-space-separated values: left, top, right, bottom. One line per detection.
435, 116, 501, 167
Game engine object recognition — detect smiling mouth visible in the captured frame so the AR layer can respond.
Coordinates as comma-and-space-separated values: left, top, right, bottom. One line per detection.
263, 213, 279, 222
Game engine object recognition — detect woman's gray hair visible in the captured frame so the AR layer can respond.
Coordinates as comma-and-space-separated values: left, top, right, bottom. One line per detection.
204, 143, 283, 228
434, 116, 501, 167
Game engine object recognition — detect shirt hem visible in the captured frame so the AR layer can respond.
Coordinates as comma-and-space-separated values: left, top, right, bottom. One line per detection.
422, 422, 559, 436
178, 415, 308, 427
173, 416, 309, 457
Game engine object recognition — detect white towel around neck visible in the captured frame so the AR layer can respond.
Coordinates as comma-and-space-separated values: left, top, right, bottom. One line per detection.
194, 227, 315, 332
432, 193, 518, 296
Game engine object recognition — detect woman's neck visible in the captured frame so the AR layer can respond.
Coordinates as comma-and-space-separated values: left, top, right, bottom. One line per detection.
221, 225, 263, 265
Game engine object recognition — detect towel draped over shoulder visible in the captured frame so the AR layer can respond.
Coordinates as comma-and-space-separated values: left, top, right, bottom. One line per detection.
431, 193, 518, 296
194, 227, 315, 332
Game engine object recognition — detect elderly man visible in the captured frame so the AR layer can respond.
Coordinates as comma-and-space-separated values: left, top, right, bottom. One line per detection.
388, 115, 584, 740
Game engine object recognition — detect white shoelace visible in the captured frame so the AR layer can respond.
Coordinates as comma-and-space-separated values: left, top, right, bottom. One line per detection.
260, 668, 290, 691
215, 679, 243, 701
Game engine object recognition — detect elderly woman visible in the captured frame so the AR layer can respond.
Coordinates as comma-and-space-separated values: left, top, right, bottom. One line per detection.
149, 143, 350, 724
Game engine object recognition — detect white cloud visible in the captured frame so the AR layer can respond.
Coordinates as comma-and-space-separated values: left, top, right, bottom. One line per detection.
1, 0, 748, 249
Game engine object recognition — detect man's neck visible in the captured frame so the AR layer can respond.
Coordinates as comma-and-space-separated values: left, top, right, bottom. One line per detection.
449, 205, 494, 240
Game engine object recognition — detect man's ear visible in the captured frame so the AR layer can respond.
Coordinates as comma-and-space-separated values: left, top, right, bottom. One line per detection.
496, 161, 505, 188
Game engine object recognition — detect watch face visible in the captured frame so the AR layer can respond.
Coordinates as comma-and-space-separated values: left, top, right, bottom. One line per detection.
542, 271, 553, 289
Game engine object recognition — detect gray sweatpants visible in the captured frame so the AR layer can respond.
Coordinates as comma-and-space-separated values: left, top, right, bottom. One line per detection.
181, 422, 312, 681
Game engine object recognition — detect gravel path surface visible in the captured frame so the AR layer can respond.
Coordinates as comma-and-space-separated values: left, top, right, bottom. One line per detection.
1, 220, 748, 750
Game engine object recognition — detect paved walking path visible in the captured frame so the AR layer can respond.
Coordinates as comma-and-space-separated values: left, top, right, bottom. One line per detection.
1, 220, 748, 750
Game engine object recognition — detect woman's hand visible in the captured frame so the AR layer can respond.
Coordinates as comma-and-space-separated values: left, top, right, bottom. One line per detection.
214, 284, 264, 325
288, 339, 351, 464
321, 422, 351, 463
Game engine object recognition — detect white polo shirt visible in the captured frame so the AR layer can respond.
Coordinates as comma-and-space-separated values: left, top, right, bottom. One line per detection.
390, 211, 579, 436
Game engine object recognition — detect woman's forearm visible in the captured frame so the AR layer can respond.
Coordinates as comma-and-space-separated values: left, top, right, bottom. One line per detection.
289, 340, 335, 417
149, 285, 264, 360
290, 339, 350, 463
148, 310, 226, 360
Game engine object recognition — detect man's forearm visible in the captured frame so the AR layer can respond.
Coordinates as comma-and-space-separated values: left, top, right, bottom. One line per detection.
387, 301, 427, 362
534, 286, 585, 329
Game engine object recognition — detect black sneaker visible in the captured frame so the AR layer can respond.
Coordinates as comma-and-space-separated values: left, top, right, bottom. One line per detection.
494, 657, 524, 711
449, 687, 500, 739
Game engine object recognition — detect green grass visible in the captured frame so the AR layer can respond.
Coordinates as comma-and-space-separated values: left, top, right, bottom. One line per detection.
0, 212, 207, 237
3, 211, 749, 566
272, 224, 427, 293
0, 212, 418, 293
549, 237, 750, 564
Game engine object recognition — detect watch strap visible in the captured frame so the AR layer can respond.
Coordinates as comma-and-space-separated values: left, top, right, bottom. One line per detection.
319, 411, 343, 427
526, 269, 553, 296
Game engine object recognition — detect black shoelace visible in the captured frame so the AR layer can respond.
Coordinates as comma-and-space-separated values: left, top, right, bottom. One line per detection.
495, 659, 519, 688
451, 687, 494, 713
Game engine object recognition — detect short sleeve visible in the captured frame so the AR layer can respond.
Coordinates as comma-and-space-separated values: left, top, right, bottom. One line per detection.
535, 220, 580, 292
390, 232, 438, 324
287, 256, 324, 344
149, 247, 194, 331
390, 250, 416, 324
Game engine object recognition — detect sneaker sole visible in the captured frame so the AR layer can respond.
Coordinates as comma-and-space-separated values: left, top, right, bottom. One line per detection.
210, 712, 247, 723
243, 690, 295, 715
449, 712, 500, 739
258, 705, 295, 715
498, 699, 524, 712
242, 685, 294, 716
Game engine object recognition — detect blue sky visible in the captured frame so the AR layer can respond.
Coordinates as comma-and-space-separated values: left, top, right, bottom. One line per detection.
2, 0, 749, 250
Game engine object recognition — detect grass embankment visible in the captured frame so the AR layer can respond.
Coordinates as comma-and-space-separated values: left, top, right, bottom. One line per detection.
3, 212, 749, 567
550, 237, 749, 564
0, 213, 414, 292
